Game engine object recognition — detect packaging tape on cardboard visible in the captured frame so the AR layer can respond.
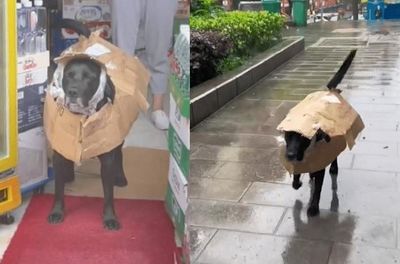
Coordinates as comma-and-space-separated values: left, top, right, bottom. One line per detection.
44, 31, 150, 163
277, 90, 365, 174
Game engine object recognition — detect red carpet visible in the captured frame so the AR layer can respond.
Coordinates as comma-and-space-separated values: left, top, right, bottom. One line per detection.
1, 194, 177, 264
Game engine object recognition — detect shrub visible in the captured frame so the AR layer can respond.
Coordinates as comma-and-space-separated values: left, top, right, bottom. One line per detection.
190, 11, 285, 57
217, 55, 244, 73
191, 0, 224, 17
190, 30, 233, 87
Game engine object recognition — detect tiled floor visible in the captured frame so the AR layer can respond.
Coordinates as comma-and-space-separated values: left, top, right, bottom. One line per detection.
190, 20, 400, 263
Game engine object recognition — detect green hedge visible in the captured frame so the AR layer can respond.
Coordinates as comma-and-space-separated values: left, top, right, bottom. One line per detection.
190, 11, 285, 57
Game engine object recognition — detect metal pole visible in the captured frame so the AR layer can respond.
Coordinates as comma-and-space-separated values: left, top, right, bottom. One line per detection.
321, 0, 324, 22
353, 0, 359, 20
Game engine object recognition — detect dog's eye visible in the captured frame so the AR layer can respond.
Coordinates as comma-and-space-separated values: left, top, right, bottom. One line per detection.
67, 72, 75, 78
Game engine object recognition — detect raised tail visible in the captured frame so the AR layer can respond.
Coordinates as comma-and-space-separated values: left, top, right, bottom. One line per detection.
57, 18, 91, 38
326, 49, 357, 89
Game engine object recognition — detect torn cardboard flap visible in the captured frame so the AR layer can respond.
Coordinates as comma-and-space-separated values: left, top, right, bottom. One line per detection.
277, 90, 365, 174
44, 32, 150, 163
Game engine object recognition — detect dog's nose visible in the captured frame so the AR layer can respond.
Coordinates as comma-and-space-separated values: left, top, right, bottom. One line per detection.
67, 89, 78, 98
286, 152, 297, 161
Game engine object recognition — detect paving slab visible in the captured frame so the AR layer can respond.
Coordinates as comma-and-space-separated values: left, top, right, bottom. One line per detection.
190, 178, 251, 202
189, 199, 286, 234
275, 205, 396, 248
328, 243, 400, 264
196, 230, 332, 264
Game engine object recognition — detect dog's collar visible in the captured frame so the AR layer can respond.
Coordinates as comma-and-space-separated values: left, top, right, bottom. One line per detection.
47, 61, 108, 116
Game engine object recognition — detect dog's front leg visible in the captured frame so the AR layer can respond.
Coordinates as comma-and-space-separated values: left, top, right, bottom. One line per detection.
292, 174, 302, 189
99, 147, 120, 230
329, 158, 338, 191
307, 169, 325, 217
113, 143, 127, 187
48, 151, 74, 224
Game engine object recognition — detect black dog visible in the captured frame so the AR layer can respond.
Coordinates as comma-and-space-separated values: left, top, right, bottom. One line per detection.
47, 19, 127, 230
283, 49, 357, 217
284, 130, 338, 216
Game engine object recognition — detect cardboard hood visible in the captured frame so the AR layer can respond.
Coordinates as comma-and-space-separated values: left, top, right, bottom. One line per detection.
277, 90, 364, 174
44, 32, 150, 163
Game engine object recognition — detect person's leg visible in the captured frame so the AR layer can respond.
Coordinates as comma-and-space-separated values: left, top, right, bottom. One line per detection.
111, 0, 142, 55
142, 0, 178, 129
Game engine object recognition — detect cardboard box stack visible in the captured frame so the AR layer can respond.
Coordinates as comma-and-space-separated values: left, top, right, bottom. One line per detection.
166, 24, 190, 264
16, 1, 49, 191
50, 0, 111, 57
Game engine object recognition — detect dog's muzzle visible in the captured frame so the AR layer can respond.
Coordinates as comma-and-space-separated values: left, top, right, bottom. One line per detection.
47, 62, 108, 116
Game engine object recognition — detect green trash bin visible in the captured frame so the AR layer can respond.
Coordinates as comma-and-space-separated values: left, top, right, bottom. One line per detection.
292, 0, 308, 26
261, 0, 281, 13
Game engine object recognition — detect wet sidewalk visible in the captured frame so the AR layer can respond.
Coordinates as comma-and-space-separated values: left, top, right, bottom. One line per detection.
189, 20, 400, 264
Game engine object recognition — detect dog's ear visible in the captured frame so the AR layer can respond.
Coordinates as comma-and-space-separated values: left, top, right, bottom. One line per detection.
104, 76, 115, 103
316, 129, 331, 143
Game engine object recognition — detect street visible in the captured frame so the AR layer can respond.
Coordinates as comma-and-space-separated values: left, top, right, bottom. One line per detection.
189, 20, 400, 264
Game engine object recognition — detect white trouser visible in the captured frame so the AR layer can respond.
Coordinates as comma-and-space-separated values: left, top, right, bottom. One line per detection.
111, 0, 178, 96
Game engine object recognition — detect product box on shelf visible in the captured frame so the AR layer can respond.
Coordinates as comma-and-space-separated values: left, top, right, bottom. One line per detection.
168, 155, 188, 213
168, 125, 189, 177
62, 0, 112, 40
165, 184, 186, 242
17, 68, 47, 133
169, 24, 189, 148
16, 61, 48, 191
169, 95, 190, 150
17, 51, 50, 74
169, 24, 189, 119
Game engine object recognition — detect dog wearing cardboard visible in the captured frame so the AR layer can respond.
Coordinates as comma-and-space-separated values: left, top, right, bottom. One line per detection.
47, 19, 132, 230
279, 49, 362, 217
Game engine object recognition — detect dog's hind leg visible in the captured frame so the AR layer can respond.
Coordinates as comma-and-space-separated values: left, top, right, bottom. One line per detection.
292, 174, 302, 190
48, 151, 74, 224
307, 169, 325, 217
98, 147, 121, 230
329, 158, 338, 176
329, 159, 339, 211
113, 143, 127, 187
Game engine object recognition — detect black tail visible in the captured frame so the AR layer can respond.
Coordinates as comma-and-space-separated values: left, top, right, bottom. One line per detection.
326, 49, 357, 89
57, 18, 91, 38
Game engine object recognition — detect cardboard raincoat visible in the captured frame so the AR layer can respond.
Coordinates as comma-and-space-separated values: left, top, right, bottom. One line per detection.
44, 31, 150, 163
277, 90, 365, 174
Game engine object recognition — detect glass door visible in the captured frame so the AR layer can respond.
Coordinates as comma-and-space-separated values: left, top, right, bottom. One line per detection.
0, 0, 17, 173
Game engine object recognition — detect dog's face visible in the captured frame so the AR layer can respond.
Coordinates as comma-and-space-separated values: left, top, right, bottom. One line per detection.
284, 131, 312, 162
284, 130, 331, 162
62, 58, 115, 112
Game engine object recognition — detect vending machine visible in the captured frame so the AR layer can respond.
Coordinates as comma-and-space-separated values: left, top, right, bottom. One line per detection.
0, 0, 22, 224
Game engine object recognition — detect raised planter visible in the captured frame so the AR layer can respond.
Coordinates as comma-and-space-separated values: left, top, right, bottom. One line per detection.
190, 36, 305, 128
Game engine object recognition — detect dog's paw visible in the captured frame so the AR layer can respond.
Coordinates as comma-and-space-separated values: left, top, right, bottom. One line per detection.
292, 180, 302, 190
48, 211, 64, 224
103, 218, 120, 230
294, 200, 303, 210
307, 206, 320, 217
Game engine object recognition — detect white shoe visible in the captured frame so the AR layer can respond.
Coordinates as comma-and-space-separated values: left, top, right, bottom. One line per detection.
151, 110, 169, 130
